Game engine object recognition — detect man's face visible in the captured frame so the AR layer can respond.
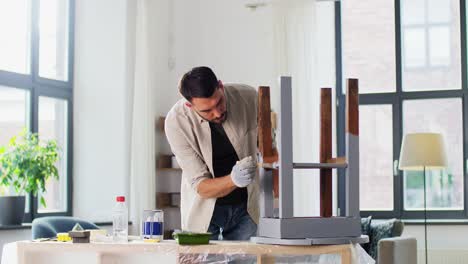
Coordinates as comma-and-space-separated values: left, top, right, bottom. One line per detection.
190, 86, 227, 124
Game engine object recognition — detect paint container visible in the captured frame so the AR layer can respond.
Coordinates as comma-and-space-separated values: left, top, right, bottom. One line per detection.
141, 209, 164, 241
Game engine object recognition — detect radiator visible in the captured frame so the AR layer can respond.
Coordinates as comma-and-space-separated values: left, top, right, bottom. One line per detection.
418, 249, 468, 264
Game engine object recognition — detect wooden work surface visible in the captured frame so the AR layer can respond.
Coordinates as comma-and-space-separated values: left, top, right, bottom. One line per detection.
2, 240, 360, 264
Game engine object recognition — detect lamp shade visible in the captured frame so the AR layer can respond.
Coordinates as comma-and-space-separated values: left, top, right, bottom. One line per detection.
399, 133, 448, 170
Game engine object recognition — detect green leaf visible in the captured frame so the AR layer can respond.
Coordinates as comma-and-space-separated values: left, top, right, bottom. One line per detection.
40, 196, 46, 208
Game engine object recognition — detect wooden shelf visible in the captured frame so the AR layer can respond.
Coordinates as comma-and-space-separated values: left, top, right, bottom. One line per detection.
156, 116, 166, 133
160, 205, 180, 209
157, 154, 172, 169
156, 192, 180, 208
157, 168, 181, 171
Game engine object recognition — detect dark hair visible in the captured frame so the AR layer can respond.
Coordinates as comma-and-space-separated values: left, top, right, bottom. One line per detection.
179, 66, 218, 102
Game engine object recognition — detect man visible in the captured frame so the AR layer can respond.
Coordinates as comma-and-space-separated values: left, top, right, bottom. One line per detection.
165, 66, 259, 240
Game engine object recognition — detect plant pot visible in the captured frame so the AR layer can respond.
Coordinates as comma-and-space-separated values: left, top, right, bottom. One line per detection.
0, 196, 25, 225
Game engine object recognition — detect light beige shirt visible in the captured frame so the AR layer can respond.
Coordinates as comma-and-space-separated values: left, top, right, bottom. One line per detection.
165, 84, 259, 233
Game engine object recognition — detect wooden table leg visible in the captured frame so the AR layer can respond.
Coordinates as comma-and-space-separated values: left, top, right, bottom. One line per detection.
257, 254, 275, 264
341, 247, 352, 264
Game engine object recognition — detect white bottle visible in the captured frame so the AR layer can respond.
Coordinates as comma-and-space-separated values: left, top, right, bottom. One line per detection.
112, 196, 128, 243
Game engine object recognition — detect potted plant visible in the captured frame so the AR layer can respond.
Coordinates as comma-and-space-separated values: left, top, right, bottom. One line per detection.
0, 130, 60, 225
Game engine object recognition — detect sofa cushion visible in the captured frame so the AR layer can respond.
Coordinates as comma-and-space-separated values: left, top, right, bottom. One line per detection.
360, 215, 372, 252
361, 215, 372, 235
368, 219, 404, 259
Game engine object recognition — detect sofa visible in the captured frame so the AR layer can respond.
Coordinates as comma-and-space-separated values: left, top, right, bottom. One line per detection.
31, 216, 100, 239
361, 217, 417, 264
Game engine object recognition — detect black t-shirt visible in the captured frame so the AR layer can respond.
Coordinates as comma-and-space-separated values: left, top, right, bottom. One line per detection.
209, 122, 247, 205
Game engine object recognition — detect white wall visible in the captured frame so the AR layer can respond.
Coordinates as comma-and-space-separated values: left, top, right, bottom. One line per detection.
73, 0, 135, 222
169, 0, 276, 107
403, 225, 468, 263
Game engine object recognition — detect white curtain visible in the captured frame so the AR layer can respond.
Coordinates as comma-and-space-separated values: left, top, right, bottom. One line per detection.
129, 0, 156, 235
272, 0, 321, 217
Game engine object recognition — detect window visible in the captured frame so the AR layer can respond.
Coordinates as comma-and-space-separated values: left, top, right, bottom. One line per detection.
38, 0, 69, 81
401, 0, 461, 91
38, 96, 69, 213
337, 0, 466, 219
403, 99, 464, 211
0, 86, 29, 144
359, 104, 394, 211
0, 0, 31, 74
0, 0, 74, 222
341, 0, 396, 94
0, 86, 31, 212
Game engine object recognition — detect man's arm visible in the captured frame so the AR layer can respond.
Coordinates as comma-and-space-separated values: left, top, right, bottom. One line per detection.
166, 116, 241, 199
197, 155, 256, 198
197, 175, 236, 199
165, 116, 213, 193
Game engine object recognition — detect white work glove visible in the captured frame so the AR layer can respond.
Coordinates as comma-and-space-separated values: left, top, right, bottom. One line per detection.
230, 156, 257, 188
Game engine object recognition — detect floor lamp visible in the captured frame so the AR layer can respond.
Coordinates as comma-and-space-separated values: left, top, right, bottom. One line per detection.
399, 133, 448, 264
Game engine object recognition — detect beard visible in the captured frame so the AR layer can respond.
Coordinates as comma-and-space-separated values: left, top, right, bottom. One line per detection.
211, 112, 227, 124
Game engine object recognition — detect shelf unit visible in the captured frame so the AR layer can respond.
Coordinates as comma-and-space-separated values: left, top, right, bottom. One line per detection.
156, 116, 181, 239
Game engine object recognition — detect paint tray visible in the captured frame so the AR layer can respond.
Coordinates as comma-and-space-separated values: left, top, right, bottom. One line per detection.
173, 231, 211, 245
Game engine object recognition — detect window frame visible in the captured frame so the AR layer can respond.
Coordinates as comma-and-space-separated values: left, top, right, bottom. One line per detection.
0, 0, 74, 223
336, 0, 468, 220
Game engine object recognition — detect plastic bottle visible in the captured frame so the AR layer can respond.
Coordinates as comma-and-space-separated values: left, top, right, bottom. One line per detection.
112, 196, 128, 243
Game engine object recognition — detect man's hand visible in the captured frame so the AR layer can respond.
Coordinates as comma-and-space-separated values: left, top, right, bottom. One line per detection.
230, 156, 257, 188
196, 156, 256, 198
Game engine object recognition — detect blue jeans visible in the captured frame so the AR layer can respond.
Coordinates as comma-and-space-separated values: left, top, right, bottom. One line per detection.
208, 203, 257, 241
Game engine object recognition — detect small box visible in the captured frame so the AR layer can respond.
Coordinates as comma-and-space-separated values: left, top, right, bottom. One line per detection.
68, 230, 91, 243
